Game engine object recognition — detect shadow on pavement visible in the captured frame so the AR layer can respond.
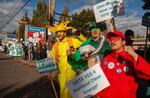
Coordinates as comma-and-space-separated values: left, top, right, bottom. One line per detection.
3, 76, 60, 98
0, 84, 18, 95
0, 56, 13, 60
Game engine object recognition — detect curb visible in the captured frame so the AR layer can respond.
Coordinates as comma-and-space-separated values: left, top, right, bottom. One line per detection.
14, 58, 36, 67
0, 53, 14, 60
0, 53, 36, 67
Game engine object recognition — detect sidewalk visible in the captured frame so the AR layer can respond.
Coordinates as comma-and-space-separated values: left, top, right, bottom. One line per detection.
14, 57, 36, 67
0, 53, 36, 67
0, 53, 14, 60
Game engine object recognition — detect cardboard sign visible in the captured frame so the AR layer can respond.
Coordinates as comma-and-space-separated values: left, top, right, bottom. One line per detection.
35, 58, 57, 74
93, 0, 124, 22
25, 25, 46, 45
67, 64, 110, 98
9, 43, 24, 56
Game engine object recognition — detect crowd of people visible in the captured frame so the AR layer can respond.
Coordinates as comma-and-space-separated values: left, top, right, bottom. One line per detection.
22, 42, 47, 60
0, 41, 48, 61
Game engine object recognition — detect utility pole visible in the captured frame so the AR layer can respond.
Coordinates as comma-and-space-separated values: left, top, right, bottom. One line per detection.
17, 31, 20, 43
18, 21, 27, 43
144, 27, 149, 58
49, 0, 55, 26
48, 0, 55, 50
47, 2, 58, 98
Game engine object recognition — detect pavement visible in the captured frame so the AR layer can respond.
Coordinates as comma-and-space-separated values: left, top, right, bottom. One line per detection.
0, 53, 60, 98
0, 53, 36, 67
13, 57, 36, 67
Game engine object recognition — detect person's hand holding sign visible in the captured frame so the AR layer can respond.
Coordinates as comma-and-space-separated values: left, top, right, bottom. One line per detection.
45, 72, 58, 80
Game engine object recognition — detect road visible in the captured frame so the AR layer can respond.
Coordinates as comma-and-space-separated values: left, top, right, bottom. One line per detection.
0, 54, 59, 98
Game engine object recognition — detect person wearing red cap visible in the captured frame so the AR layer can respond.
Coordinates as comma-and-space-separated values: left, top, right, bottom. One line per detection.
95, 31, 150, 98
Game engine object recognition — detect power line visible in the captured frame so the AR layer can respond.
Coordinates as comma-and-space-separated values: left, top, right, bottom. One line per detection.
0, 0, 26, 26
54, 12, 91, 22
0, 0, 25, 26
7, 0, 30, 24
0, 0, 31, 31
0, 0, 25, 29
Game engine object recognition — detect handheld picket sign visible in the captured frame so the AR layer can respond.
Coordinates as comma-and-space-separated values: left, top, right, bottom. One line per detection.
66, 64, 110, 98
80, 35, 105, 61
67, 35, 109, 98
35, 57, 57, 74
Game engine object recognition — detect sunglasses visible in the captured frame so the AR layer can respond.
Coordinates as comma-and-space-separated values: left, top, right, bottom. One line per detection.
109, 36, 121, 42
91, 28, 101, 32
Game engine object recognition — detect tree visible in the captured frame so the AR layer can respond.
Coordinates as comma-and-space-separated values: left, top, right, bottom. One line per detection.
142, 0, 150, 40
32, 0, 49, 26
18, 11, 30, 40
142, 0, 150, 10
136, 34, 144, 38
142, 0, 150, 26
59, 6, 70, 21
70, 9, 107, 37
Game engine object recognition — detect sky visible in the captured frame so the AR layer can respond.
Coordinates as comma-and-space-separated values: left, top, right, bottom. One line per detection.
0, 0, 147, 38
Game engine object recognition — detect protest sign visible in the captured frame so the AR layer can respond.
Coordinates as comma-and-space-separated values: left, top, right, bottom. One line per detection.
67, 64, 110, 98
25, 25, 46, 45
35, 58, 57, 74
9, 43, 24, 56
93, 0, 124, 22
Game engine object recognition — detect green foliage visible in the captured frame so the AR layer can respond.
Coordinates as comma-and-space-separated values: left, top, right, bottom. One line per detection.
59, 6, 70, 21
70, 9, 107, 37
18, 11, 30, 40
32, 0, 49, 26
136, 34, 144, 38
142, 0, 150, 10
18, 0, 49, 40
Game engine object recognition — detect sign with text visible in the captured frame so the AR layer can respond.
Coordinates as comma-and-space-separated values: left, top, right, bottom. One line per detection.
25, 25, 46, 45
35, 58, 57, 74
93, 0, 124, 22
9, 43, 24, 56
67, 64, 110, 98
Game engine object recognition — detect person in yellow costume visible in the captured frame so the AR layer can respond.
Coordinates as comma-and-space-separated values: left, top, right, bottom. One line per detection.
50, 20, 86, 98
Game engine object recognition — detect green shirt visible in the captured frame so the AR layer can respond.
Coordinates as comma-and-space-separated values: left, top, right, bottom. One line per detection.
68, 37, 111, 71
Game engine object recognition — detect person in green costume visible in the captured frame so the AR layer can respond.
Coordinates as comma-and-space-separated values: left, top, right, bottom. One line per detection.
67, 25, 111, 72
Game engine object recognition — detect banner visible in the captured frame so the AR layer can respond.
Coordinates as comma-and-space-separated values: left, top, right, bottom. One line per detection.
9, 43, 24, 56
35, 58, 57, 74
25, 25, 46, 45
67, 64, 110, 98
93, 0, 124, 22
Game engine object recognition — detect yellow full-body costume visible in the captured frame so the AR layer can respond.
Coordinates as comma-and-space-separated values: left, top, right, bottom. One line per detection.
49, 20, 86, 98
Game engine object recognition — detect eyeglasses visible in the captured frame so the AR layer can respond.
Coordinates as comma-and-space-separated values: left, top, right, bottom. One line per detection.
109, 36, 121, 42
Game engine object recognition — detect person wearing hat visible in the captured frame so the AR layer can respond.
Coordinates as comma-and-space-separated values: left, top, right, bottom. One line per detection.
95, 31, 150, 98
50, 20, 85, 98
67, 26, 111, 72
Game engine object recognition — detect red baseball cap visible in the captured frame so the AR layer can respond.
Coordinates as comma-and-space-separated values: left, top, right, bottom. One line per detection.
106, 31, 125, 40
